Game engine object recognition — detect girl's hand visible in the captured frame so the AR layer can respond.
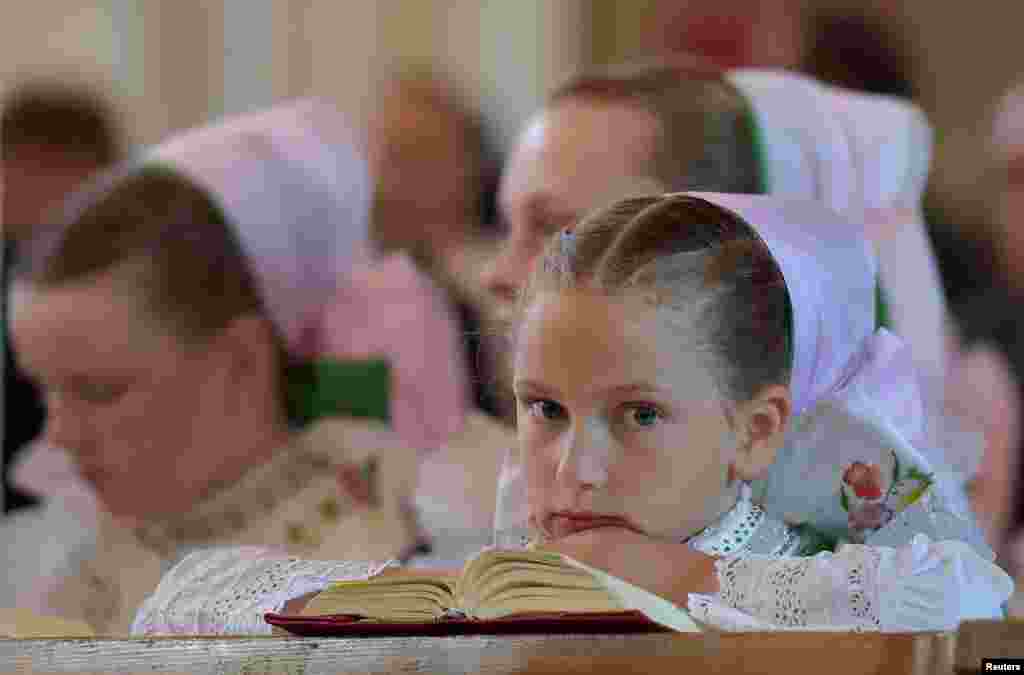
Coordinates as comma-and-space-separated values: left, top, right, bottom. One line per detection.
536, 527, 720, 607
280, 592, 317, 615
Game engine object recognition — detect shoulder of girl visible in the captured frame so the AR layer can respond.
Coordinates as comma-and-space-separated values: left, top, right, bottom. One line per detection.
300, 417, 412, 465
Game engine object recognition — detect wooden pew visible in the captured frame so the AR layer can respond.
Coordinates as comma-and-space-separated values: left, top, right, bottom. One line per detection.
0, 632, 955, 675
955, 620, 1024, 674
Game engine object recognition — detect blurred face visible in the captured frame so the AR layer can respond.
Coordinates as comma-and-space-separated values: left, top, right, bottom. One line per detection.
2, 149, 100, 242
514, 289, 741, 543
484, 100, 666, 316
950, 345, 1022, 546
10, 271, 254, 520
369, 93, 475, 256
996, 151, 1024, 289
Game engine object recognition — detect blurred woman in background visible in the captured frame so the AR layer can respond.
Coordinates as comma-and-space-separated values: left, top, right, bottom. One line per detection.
366, 70, 509, 422
3, 99, 512, 633
948, 81, 1024, 613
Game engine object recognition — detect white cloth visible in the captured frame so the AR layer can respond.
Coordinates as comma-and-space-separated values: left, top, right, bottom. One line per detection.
726, 69, 948, 379
689, 534, 1013, 632
131, 547, 394, 636
149, 98, 373, 353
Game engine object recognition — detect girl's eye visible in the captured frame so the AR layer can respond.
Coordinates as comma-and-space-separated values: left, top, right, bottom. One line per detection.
622, 404, 663, 430
525, 398, 566, 422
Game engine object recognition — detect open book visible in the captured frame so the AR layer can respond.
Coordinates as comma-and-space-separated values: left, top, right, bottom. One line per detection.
266, 549, 692, 637
300, 548, 624, 622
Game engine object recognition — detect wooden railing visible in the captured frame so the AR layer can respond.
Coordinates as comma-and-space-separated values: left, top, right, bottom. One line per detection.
0, 620, 1019, 674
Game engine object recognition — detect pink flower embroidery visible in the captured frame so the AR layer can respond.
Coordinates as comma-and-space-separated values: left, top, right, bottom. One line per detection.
842, 462, 884, 500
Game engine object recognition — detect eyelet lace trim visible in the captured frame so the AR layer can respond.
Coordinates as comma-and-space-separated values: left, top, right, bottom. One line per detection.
686, 483, 804, 557
131, 547, 394, 635
690, 544, 883, 631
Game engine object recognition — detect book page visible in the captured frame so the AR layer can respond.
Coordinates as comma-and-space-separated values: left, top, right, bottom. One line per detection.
301, 570, 458, 621
561, 557, 702, 633
456, 549, 625, 619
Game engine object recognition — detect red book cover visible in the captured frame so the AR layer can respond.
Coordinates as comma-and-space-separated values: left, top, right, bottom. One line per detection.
265, 611, 671, 637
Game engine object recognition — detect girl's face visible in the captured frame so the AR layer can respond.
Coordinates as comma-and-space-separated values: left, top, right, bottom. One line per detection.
514, 289, 741, 542
10, 272, 259, 520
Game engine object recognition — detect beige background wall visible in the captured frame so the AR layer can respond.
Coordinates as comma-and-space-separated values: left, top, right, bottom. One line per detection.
2, 1, 1022, 222
0, 1, 592, 152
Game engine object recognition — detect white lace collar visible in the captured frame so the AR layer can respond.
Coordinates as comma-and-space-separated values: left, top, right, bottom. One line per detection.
686, 483, 802, 557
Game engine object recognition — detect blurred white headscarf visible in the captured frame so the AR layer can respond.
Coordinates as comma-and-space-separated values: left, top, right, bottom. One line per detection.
725, 68, 949, 380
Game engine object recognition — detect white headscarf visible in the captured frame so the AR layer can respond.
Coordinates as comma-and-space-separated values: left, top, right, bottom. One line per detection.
694, 193, 987, 556
726, 69, 949, 381
149, 99, 374, 353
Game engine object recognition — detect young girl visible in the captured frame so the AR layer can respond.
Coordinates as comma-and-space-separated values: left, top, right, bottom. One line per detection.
133, 193, 1011, 634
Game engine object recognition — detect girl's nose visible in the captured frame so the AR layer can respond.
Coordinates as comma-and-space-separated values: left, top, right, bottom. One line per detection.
482, 251, 525, 304
482, 235, 540, 306
555, 416, 612, 491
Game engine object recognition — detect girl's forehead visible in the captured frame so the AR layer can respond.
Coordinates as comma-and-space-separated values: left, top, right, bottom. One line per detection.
515, 289, 711, 388
11, 274, 178, 357
522, 288, 701, 335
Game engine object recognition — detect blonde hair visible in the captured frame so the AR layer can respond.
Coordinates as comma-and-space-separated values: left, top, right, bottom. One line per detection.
516, 194, 792, 407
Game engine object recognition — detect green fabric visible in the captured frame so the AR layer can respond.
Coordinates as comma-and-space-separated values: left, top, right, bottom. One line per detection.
287, 358, 391, 428
740, 95, 770, 196
791, 523, 841, 556
875, 282, 892, 330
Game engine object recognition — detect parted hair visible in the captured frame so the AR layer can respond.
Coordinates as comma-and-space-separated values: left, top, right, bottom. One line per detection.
15, 165, 263, 346
516, 194, 792, 410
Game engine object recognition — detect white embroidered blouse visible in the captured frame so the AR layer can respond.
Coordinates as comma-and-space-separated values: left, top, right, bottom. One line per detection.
130, 486, 1014, 636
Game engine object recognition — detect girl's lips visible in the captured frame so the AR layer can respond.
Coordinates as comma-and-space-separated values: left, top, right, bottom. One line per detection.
546, 512, 643, 538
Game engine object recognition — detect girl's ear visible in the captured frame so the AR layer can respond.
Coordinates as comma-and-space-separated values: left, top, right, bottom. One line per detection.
213, 314, 280, 415
733, 384, 791, 481
218, 314, 277, 374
